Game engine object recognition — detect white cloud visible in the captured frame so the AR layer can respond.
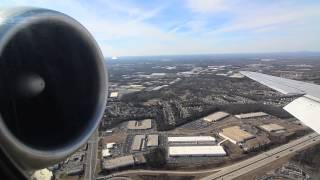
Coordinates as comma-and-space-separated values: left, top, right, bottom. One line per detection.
211, 5, 320, 34
1, 0, 320, 56
0, 0, 171, 56
187, 0, 227, 13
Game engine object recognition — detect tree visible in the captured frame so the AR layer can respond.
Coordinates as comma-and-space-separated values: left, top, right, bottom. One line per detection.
145, 147, 167, 168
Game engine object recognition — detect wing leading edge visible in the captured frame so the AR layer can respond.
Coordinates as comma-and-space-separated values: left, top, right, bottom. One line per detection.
240, 71, 320, 134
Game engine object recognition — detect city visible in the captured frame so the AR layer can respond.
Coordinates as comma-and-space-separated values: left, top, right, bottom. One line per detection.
50, 53, 320, 180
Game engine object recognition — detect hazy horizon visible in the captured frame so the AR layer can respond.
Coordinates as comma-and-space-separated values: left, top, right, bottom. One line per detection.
106, 51, 320, 59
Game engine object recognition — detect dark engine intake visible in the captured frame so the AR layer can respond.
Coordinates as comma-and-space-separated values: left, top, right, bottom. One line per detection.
0, 7, 107, 174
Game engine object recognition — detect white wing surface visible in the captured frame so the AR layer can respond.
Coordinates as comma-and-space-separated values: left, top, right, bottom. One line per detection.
240, 71, 320, 134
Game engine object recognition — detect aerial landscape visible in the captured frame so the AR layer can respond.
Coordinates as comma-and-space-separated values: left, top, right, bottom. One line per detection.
1, 0, 320, 180
50, 52, 320, 180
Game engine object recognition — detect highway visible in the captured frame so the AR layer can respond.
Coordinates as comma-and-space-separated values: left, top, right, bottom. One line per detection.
84, 129, 99, 180
201, 132, 320, 180
97, 133, 320, 180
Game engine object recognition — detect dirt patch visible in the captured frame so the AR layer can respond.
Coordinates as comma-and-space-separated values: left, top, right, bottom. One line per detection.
102, 132, 128, 144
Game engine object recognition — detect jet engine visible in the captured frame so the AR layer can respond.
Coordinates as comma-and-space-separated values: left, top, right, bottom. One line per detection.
0, 7, 107, 178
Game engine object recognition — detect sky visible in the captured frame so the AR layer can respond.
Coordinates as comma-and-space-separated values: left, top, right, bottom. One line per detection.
1, 0, 320, 57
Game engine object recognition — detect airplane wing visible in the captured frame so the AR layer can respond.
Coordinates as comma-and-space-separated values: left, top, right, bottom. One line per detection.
240, 71, 320, 134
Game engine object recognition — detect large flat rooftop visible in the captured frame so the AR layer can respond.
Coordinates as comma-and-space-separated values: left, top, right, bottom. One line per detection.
102, 155, 135, 170
168, 136, 216, 143
235, 112, 268, 119
127, 119, 152, 130
219, 126, 255, 144
169, 145, 226, 157
131, 135, 145, 151
260, 123, 286, 132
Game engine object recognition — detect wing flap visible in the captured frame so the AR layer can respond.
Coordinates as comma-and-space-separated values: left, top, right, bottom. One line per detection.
240, 71, 320, 134
284, 96, 320, 134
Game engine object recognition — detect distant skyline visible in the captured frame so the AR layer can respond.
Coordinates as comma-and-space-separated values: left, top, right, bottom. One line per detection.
1, 0, 320, 57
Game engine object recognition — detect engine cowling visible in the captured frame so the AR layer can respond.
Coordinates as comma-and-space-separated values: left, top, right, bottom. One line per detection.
0, 7, 107, 174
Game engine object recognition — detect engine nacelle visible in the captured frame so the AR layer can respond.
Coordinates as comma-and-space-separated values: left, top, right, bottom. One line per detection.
0, 7, 107, 175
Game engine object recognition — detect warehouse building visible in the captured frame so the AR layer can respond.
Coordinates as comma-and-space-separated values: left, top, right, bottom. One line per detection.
219, 126, 255, 144
102, 155, 135, 170
260, 123, 286, 133
168, 145, 226, 157
168, 136, 216, 145
203, 111, 229, 122
131, 135, 146, 151
235, 112, 268, 119
146, 134, 159, 147
127, 119, 152, 130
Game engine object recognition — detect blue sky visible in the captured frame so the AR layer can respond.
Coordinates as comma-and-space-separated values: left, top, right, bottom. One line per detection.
1, 0, 320, 56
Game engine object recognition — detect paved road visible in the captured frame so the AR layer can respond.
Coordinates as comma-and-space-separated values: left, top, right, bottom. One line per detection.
84, 129, 99, 180
201, 133, 320, 180
97, 133, 320, 180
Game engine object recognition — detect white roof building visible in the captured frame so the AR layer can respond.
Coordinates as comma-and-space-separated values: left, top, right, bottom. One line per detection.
102, 149, 111, 158
168, 136, 216, 143
235, 112, 268, 119
169, 146, 226, 157
110, 92, 119, 98
106, 143, 116, 149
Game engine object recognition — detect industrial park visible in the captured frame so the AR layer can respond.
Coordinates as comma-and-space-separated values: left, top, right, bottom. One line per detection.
48, 55, 320, 180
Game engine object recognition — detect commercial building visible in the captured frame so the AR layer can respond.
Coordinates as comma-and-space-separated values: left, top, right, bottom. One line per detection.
260, 124, 286, 133
106, 142, 116, 149
168, 136, 216, 144
131, 135, 146, 151
109, 92, 119, 98
102, 155, 135, 170
219, 126, 255, 144
168, 145, 226, 157
127, 119, 152, 130
235, 112, 268, 119
102, 142, 116, 158
146, 134, 159, 147
203, 111, 229, 122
